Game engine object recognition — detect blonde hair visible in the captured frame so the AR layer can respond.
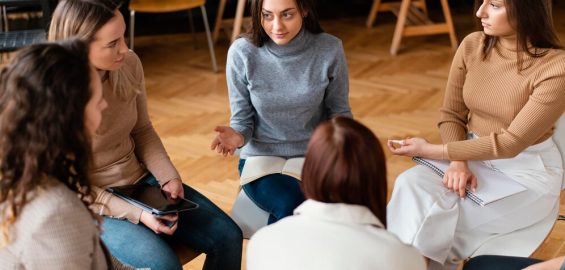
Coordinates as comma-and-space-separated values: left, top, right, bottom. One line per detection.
48, 0, 140, 100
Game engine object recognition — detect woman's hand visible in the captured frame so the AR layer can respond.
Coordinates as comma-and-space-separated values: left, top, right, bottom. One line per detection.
139, 211, 178, 235
162, 178, 184, 199
387, 137, 444, 159
443, 161, 477, 198
210, 126, 244, 156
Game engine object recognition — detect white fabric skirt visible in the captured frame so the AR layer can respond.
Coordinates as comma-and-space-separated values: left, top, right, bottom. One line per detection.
387, 137, 563, 269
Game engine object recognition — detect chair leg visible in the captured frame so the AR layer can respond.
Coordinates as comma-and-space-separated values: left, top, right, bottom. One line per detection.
366, 0, 381, 28
213, 0, 227, 43
390, 0, 411, 56
2, 6, 8, 32
231, 0, 246, 42
200, 6, 218, 72
129, 10, 135, 50
187, 9, 198, 49
440, 0, 458, 51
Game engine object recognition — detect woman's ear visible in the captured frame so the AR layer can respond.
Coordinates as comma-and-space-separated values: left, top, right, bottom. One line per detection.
302, 10, 308, 18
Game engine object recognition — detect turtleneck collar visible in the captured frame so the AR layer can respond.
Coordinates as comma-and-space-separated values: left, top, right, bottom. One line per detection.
264, 27, 311, 57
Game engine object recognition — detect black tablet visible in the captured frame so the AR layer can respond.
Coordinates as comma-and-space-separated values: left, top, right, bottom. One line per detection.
107, 183, 199, 216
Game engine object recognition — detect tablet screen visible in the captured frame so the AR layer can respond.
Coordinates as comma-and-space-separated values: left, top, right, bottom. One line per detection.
107, 183, 199, 215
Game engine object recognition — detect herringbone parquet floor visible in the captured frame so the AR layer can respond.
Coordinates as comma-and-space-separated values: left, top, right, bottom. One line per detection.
128, 4, 565, 270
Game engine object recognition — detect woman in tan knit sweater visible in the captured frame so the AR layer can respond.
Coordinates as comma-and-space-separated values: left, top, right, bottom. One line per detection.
386, 0, 565, 269
48, 1, 242, 269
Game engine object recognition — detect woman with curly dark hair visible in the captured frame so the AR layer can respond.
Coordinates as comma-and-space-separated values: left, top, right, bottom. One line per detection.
0, 39, 121, 269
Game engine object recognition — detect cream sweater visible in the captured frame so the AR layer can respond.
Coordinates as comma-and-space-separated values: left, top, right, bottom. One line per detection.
439, 32, 565, 160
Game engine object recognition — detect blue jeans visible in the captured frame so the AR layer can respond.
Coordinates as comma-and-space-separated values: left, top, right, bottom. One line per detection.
463, 255, 543, 270
238, 159, 305, 224
101, 174, 242, 270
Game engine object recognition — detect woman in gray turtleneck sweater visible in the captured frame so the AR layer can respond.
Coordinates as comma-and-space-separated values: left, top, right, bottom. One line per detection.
211, 0, 352, 224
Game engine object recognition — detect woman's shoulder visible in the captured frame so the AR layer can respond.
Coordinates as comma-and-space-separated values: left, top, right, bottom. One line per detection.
229, 37, 260, 56
122, 50, 144, 77
24, 182, 88, 218
310, 32, 343, 49
459, 31, 485, 50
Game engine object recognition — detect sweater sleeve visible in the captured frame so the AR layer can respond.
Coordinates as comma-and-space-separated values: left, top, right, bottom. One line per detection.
438, 34, 472, 144
129, 53, 181, 186
447, 70, 565, 160
324, 40, 352, 118
90, 185, 143, 224
227, 40, 255, 145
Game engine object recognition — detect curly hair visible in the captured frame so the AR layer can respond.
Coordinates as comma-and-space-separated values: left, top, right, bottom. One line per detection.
0, 39, 94, 244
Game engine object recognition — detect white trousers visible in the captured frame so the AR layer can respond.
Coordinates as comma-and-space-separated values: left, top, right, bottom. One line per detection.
387, 137, 563, 270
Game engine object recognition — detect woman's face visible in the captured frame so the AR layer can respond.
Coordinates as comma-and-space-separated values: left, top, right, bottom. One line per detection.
261, 0, 306, 45
89, 10, 128, 71
476, 0, 515, 38
84, 66, 108, 136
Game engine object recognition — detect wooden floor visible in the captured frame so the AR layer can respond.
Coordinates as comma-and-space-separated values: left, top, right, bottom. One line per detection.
128, 4, 565, 270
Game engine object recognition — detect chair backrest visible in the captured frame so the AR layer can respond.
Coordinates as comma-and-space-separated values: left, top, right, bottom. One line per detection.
0, 0, 54, 53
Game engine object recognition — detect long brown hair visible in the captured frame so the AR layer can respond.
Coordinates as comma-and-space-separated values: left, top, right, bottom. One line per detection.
301, 117, 388, 227
0, 39, 94, 245
247, 0, 323, 47
475, 0, 562, 70
48, 0, 140, 100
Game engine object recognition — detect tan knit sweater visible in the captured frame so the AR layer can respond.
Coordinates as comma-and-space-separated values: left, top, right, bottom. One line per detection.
439, 32, 565, 160
88, 51, 181, 223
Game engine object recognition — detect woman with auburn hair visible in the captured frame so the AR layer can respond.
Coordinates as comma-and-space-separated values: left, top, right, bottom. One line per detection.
211, 0, 351, 225
386, 0, 565, 268
48, 0, 242, 269
0, 39, 134, 269
246, 117, 425, 270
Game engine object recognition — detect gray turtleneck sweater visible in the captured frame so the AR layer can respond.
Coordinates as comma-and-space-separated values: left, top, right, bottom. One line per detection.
226, 29, 352, 158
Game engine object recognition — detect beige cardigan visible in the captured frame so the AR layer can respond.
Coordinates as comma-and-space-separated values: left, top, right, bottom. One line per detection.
0, 182, 114, 269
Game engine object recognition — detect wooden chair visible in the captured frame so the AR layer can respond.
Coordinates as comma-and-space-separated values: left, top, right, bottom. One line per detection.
213, 0, 249, 43
366, 0, 457, 55
128, 0, 218, 72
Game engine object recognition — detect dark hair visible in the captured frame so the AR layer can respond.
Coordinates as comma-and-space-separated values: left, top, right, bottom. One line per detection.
301, 117, 388, 227
247, 0, 323, 47
475, 0, 562, 70
0, 39, 94, 243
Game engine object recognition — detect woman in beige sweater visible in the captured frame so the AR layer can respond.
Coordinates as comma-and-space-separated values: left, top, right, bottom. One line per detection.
386, 0, 565, 269
48, 1, 242, 269
0, 40, 125, 269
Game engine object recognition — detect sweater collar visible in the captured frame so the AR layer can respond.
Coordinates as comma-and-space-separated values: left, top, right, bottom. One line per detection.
265, 27, 311, 57
293, 199, 384, 228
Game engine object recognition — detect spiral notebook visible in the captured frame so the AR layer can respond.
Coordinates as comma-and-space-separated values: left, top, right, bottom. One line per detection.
412, 157, 527, 206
